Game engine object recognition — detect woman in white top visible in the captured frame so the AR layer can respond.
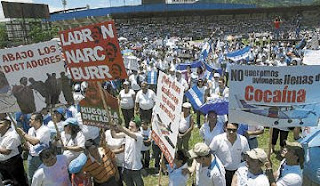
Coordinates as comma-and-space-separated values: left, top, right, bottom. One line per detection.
58, 118, 85, 163
177, 102, 194, 151
199, 111, 224, 146
119, 81, 135, 128
47, 108, 65, 138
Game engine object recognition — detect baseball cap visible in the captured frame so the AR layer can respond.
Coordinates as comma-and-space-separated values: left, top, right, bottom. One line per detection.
69, 153, 88, 174
63, 118, 79, 127
123, 81, 130, 85
188, 143, 210, 159
34, 143, 49, 155
182, 102, 191, 109
214, 73, 220, 78
246, 148, 268, 163
54, 108, 65, 115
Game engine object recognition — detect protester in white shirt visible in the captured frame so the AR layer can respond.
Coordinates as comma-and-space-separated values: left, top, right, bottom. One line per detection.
265, 141, 304, 186
119, 81, 136, 128
32, 146, 71, 186
209, 123, 250, 186
47, 108, 65, 138
140, 120, 152, 170
129, 70, 141, 91
231, 148, 269, 186
177, 102, 194, 151
58, 118, 85, 163
0, 119, 28, 186
200, 111, 224, 146
186, 142, 226, 186
165, 150, 189, 186
16, 113, 51, 184
215, 78, 229, 99
175, 71, 189, 91
135, 81, 155, 123
111, 117, 144, 186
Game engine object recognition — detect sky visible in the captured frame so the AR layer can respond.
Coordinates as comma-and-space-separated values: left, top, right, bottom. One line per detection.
0, 0, 141, 21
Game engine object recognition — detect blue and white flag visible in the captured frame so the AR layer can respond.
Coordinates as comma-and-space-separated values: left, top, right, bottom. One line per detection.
226, 46, 251, 62
203, 62, 223, 80
200, 41, 212, 61
176, 61, 202, 71
185, 85, 204, 110
147, 71, 158, 85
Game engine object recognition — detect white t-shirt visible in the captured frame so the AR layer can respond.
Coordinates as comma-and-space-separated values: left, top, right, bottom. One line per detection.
200, 121, 224, 146
124, 133, 143, 170
140, 127, 152, 151
31, 155, 71, 186
168, 163, 189, 186
135, 89, 155, 110
119, 89, 135, 109
28, 125, 51, 157
236, 164, 269, 186
179, 114, 191, 134
209, 133, 250, 171
276, 160, 303, 186
215, 87, 229, 99
61, 131, 85, 163
196, 155, 226, 186
0, 128, 21, 161
105, 130, 125, 167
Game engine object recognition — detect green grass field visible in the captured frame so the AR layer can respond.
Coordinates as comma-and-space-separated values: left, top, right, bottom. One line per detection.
142, 126, 294, 186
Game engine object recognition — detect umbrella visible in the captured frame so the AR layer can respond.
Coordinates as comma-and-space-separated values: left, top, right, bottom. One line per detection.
199, 98, 229, 115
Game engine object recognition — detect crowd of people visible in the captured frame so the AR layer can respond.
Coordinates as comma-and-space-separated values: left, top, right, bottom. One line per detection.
0, 13, 319, 186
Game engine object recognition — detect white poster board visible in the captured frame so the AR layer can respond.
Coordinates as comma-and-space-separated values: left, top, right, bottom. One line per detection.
303, 50, 320, 65
151, 71, 184, 167
229, 65, 320, 127
0, 40, 67, 113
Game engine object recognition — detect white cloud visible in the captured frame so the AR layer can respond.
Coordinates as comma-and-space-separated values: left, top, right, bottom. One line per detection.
0, 0, 33, 22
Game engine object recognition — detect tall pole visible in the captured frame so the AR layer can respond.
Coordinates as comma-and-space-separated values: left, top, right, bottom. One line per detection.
62, 0, 67, 12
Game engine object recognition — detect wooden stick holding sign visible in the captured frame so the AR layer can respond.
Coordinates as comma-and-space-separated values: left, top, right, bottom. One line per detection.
7, 113, 18, 130
268, 127, 273, 160
97, 81, 113, 124
49, 108, 64, 147
158, 153, 164, 186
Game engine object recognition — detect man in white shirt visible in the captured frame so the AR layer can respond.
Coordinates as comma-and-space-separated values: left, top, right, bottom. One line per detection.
16, 112, 51, 184
231, 148, 269, 186
31, 145, 71, 186
200, 111, 224, 146
265, 141, 304, 186
0, 119, 28, 185
135, 82, 155, 123
209, 123, 250, 186
186, 142, 226, 186
111, 117, 144, 186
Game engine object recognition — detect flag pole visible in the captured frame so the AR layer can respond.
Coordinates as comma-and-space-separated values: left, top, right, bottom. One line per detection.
158, 152, 164, 186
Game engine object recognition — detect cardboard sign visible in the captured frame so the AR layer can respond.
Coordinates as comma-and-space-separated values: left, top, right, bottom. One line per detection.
303, 50, 320, 65
152, 71, 184, 167
59, 21, 127, 81
0, 40, 67, 114
229, 65, 320, 127
79, 82, 120, 128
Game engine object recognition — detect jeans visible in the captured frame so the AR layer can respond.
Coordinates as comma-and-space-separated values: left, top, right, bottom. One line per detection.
121, 108, 134, 128
27, 155, 42, 184
123, 168, 144, 186
152, 142, 161, 169
248, 137, 258, 149
141, 150, 150, 169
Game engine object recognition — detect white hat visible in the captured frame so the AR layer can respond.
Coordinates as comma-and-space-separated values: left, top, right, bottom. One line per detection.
246, 148, 267, 163
214, 73, 220, 78
188, 143, 210, 159
182, 102, 191, 109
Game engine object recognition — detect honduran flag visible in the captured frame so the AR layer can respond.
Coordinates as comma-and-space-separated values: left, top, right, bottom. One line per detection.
176, 61, 203, 71
185, 85, 204, 110
226, 46, 251, 62
203, 62, 223, 80
147, 71, 158, 85
200, 40, 212, 61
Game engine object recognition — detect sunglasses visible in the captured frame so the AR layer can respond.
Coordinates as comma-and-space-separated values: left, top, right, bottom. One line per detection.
226, 128, 237, 132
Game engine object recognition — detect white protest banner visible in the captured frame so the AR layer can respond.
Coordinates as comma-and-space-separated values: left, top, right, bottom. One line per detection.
151, 71, 184, 167
229, 65, 320, 127
124, 55, 139, 71
59, 21, 127, 81
303, 50, 320, 65
0, 40, 68, 114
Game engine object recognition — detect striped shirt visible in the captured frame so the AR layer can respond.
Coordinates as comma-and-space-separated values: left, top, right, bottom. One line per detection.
83, 146, 117, 183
